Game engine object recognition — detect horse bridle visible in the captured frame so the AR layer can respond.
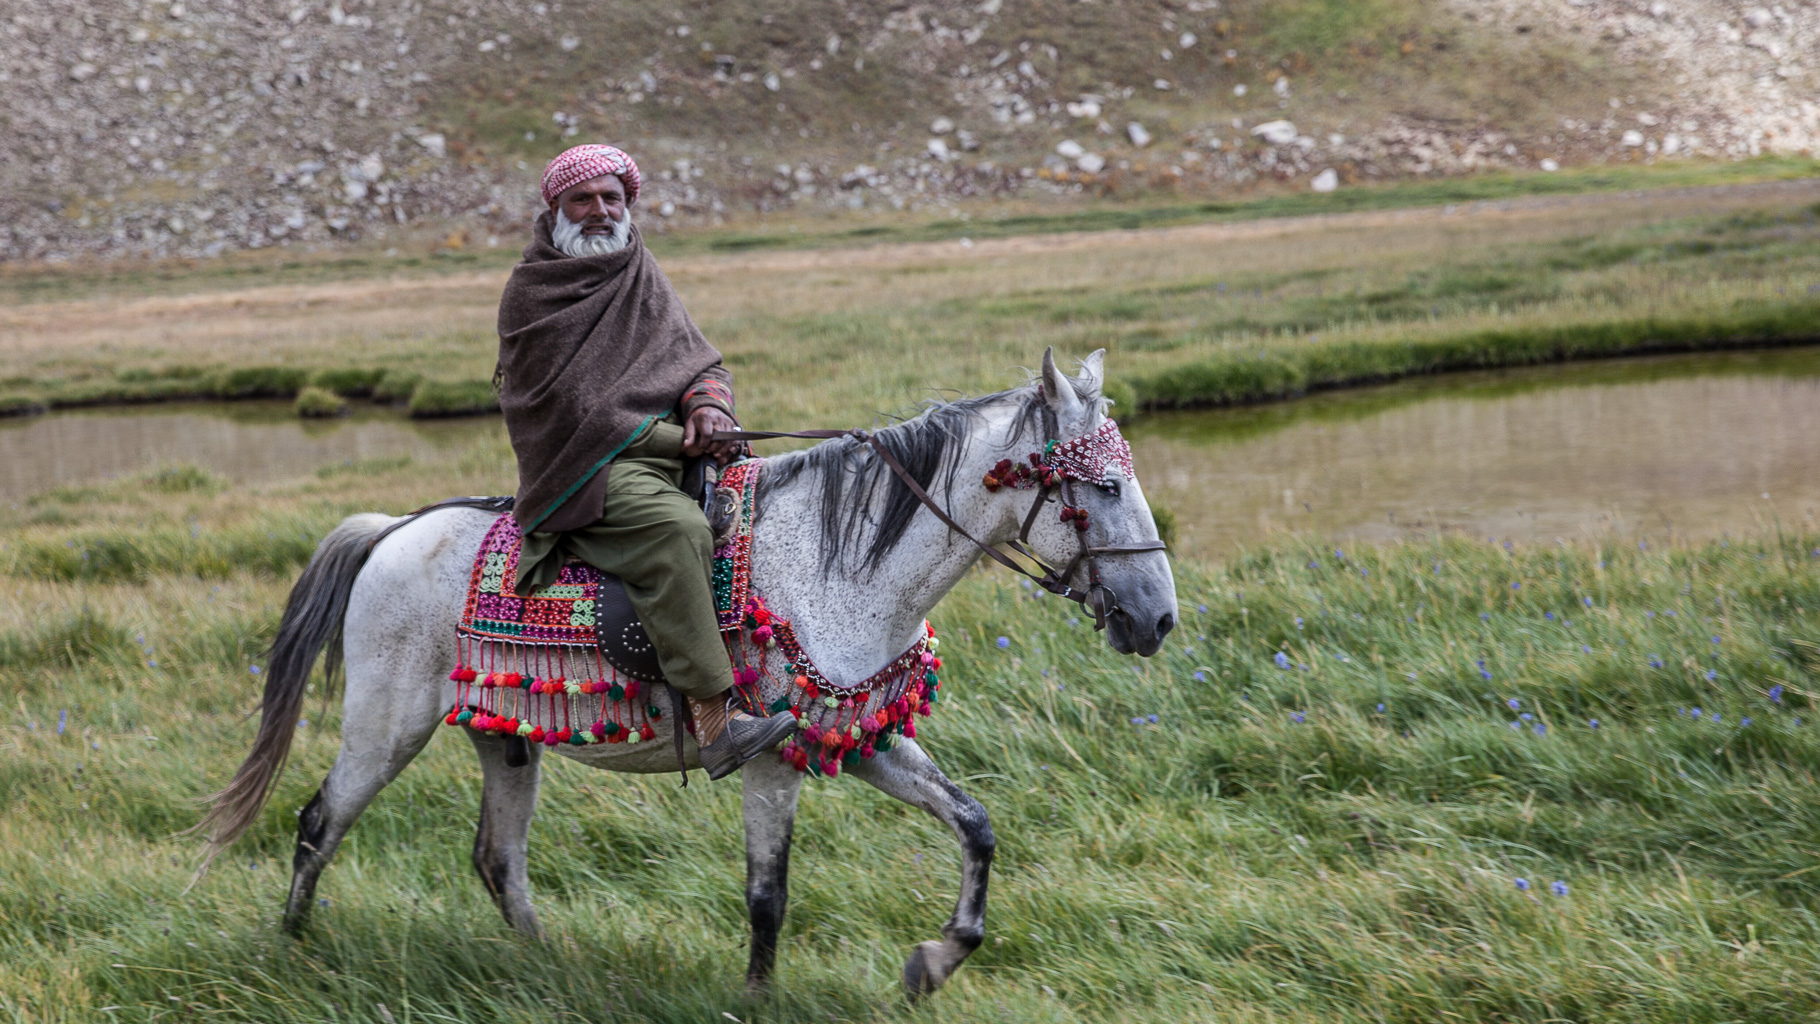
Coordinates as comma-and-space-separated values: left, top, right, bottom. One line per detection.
713, 413, 1166, 632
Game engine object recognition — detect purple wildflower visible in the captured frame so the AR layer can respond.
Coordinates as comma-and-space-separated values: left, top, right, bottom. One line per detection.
1550, 880, 1568, 896
996, 636, 1010, 649
1769, 685, 1784, 703
1514, 878, 1531, 891
1290, 711, 1306, 724
1275, 652, 1291, 669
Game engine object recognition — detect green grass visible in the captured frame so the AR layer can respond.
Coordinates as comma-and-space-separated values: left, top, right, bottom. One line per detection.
3, 433, 1820, 1021
1133, 299, 1820, 408
407, 379, 500, 418
293, 387, 350, 419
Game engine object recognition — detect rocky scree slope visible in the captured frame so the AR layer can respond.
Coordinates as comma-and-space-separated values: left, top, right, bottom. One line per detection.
2, 0, 1815, 264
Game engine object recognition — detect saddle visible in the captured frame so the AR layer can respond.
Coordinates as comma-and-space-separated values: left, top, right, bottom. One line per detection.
432, 457, 941, 779
438, 455, 729, 688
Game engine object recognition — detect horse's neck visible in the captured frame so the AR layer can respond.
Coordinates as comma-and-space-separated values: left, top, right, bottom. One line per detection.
747, 413, 1027, 683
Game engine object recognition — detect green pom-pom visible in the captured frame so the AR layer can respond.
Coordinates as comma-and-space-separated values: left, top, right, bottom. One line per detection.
925, 671, 938, 686
807, 760, 823, 778
570, 734, 586, 746
770, 697, 793, 714
603, 721, 621, 736
608, 683, 626, 701
648, 704, 664, 718
456, 710, 473, 723
520, 676, 534, 690
928, 689, 940, 704
876, 734, 893, 751
842, 749, 861, 766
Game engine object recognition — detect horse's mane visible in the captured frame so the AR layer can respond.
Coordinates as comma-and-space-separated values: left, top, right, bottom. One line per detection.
756, 384, 1061, 575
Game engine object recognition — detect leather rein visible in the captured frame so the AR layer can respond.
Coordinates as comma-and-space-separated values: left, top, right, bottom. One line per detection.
712, 414, 1165, 631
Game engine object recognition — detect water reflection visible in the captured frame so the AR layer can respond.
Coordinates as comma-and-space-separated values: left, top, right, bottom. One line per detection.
1129, 348, 1820, 556
1, 402, 499, 499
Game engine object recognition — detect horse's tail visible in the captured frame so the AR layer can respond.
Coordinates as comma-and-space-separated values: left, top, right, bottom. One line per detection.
196, 512, 398, 861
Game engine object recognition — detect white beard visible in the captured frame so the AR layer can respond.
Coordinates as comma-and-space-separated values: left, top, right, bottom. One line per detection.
552, 209, 632, 257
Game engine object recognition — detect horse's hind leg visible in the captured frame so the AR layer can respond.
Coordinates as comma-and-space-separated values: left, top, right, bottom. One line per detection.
850, 738, 995, 1000
283, 698, 442, 933
466, 730, 545, 937
742, 753, 806, 994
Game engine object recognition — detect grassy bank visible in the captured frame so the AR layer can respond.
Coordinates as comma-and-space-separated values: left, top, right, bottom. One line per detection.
3, 436, 1819, 1021
1132, 298, 1820, 408
4, 175, 1818, 428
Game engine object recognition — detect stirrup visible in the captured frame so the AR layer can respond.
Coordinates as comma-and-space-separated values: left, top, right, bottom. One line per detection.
699, 711, 798, 781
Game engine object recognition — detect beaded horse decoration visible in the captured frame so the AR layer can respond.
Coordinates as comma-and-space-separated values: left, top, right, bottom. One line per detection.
442, 460, 947, 776
446, 515, 670, 748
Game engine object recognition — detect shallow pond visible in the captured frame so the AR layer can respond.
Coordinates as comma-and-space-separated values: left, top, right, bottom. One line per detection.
1128, 347, 1820, 557
1, 402, 496, 500
6, 349, 1819, 557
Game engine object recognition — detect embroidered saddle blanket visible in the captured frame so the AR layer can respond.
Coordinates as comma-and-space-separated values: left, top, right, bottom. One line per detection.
443, 460, 943, 776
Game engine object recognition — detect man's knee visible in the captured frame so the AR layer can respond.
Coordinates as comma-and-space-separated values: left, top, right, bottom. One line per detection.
645, 505, 714, 561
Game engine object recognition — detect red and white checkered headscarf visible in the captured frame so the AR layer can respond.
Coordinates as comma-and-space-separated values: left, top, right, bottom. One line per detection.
540, 144, 642, 208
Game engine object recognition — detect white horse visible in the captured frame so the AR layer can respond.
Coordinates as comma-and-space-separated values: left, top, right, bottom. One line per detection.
201, 349, 1177, 999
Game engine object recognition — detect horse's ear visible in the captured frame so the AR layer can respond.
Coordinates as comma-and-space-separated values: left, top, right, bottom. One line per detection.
1077, 349, 1106, 397
1040, 347, 1083, 418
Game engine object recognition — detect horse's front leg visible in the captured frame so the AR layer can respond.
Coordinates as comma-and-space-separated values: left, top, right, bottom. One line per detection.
741, 752, 805, 994
850, 738, 995, 1001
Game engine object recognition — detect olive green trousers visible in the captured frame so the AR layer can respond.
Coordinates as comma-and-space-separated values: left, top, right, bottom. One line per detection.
515, 422, 730, 701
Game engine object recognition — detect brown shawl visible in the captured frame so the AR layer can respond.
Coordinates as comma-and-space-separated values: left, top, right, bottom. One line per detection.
497, 212, 730, 534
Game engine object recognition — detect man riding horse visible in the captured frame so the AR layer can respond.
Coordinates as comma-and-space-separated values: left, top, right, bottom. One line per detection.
493, 143, 797, 779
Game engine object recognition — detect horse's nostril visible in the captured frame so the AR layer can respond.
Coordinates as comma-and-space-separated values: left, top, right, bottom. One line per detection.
1155, 613, 1175, 639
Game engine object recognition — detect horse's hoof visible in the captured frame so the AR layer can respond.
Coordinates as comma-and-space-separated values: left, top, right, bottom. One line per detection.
902, 941, 947, 1000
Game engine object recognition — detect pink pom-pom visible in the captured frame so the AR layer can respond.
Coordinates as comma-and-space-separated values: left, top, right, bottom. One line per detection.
903, 720, 916, 739
626, 679, 642, 699
449, 667, 465, 682
752, 626, 773, 645
823, 759, 841, 777
860, 716, 879, 733
861, 743, 876, 759
803, 725, 823, 743
543, 732, 560, 746
590, 721, 607, 738
920, 652, 936, 666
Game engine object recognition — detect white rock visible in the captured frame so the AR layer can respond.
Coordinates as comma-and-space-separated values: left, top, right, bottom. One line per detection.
1328, 133, 1346, 146
416, 133, 446, 158
1250, 120, 1298, 145
1126, 121, 1152, 147
359, 153, 384, 180
1055, 139, 1086, 159
1273, 76, 1290, 97
1153, 78, 1172, 90
1621, 129, 1645, 147
1540, 158, 1560, 171
1066, 99, 1102, 119
1648, 1, 1669, 17
1744, 7, 1773, 28
957, 129, 980, 151
826, 35, 841, 55
1233, 83, 1247, 97
135, 75, 152, 94
763, 72, 781, 91
659, 200, 676, 217
560, 36, 580, 51
69, 63, 98, 82
1310, 168, 1338, 193
1662, 133, 1682, 155
1637, 113, 1659, 126
927, 137, 951, 160
1076, 152, 1106, 174
478, 40, 496, 52
1179, 31, 1197, 48
930, 116, 954, 134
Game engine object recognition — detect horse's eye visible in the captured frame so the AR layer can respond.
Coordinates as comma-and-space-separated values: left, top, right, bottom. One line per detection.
1098, 479, 1120, 497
